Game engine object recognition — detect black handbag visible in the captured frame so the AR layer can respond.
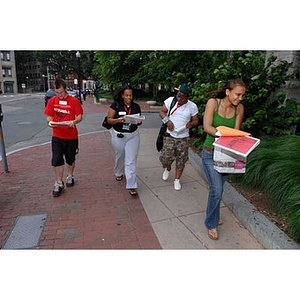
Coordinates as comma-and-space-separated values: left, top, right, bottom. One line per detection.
102, 116, 112, 129
156, 97, 177, 151
156, 123, 167, 152
102, 102, 120, 130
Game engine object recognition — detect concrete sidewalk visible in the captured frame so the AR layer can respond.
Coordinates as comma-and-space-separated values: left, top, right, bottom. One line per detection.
0, 95, 298, 249
135, 128, 264, 249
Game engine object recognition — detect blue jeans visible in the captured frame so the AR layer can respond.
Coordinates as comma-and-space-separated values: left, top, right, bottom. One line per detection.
202, 149, 227, 229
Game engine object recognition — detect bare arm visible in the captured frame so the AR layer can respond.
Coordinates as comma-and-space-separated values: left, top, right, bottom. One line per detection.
70, 114, 83, 127
234, 103, 244, 130
159, 104, 175, 131
107, 108, 124, 125
46, 115, 55, 127
159, 104, 169, 119
186, 114, 199, 129
203, 98, 218, 136
46, 115, 53, 123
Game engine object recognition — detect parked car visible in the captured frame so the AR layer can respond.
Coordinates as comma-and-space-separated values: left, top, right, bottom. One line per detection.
44, 89, 83, 107
44, 89, 55, 107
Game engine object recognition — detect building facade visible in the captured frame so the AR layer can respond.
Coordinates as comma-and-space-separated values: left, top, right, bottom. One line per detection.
19, 60, 45, 92
269, 51, 300, 133
271, 51, 300, 100
47, 68, 77, 91
0, 50, 18, 93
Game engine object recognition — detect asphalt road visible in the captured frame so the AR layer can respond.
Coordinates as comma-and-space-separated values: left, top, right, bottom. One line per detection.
0, 93, 47, 150
0, 93, 161, 155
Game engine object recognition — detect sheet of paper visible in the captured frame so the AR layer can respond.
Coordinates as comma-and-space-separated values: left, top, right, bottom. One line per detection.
124, 114, 145, 124
216, 126, 251, 137
49, 121, 72, 127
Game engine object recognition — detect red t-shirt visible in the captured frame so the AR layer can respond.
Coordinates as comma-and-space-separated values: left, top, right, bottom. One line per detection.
44, 95, 83, 139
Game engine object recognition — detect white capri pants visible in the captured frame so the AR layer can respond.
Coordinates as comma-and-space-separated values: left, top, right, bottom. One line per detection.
111, 129, 140, 189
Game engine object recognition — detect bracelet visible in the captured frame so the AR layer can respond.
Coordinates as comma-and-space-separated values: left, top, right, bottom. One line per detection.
162, 116, 169, 124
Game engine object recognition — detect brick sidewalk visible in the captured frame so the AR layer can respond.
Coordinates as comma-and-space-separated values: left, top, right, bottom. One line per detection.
0, 98, 161, 248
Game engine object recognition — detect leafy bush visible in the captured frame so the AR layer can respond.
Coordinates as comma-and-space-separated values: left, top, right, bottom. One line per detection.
231, 136, 300, 241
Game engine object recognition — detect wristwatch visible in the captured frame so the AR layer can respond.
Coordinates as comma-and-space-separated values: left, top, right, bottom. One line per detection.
162, 116, 169, 124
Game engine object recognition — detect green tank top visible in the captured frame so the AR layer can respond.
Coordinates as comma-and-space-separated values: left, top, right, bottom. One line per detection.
203, 99, 237, 149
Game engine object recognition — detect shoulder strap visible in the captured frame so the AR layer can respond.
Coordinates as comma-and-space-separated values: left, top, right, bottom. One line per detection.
167, 96, 177, 117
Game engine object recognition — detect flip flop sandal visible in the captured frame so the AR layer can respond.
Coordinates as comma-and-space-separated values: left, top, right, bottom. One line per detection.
115, 175, 123, 181
208, 229, 219, 240
129, 189, 138, 196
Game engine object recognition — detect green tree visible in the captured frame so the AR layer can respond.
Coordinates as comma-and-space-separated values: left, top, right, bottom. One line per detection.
93, 51, 134, 92
92, 50, 230, 99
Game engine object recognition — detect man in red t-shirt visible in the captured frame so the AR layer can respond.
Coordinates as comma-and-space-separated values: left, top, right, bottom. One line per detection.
44, 77, 83, 197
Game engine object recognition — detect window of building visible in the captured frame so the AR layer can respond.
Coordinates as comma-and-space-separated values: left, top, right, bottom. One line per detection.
0, 51, 10, 61
2, 68, 12, 77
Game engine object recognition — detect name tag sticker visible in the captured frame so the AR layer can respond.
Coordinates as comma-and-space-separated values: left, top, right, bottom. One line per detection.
119, 112, 126, 116
59, 101, 67, 105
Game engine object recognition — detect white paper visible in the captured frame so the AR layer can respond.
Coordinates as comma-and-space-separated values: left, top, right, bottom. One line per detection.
49, 121, 72, 127
124, 114, 145, 124
173, 126, 187, 134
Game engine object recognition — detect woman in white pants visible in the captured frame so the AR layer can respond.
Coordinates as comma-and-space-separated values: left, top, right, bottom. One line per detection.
107, 86, 142, 196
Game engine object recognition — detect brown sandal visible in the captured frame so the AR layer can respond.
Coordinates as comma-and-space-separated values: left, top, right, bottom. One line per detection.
208, 229, 219, 240
115, 175, 123, 181
129, 189, 138, 196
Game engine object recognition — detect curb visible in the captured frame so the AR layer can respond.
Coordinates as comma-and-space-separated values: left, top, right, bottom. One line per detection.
188, 148, 300, 249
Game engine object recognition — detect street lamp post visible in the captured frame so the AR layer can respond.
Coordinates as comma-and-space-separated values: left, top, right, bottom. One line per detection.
46, 66, 50, 90
26, 76, 29, 92
42, 74, 46, 92
76, 51, 81, 103
0, 104, 8, 172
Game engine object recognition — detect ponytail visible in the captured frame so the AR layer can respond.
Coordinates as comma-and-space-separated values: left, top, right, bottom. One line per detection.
208, 78, 246, 99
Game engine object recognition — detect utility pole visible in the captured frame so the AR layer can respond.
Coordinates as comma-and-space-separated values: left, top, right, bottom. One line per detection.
76, 51, 82, 104
0, 104, 8, 173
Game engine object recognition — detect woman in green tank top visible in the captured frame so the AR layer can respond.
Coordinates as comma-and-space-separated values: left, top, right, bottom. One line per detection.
202, 79, 246, 240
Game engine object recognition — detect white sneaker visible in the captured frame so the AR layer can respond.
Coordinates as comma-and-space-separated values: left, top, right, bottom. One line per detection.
162, 168, 170, 181
174, 179, 181, 191
66, 176, 74, 187
52, 181, 65, 197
